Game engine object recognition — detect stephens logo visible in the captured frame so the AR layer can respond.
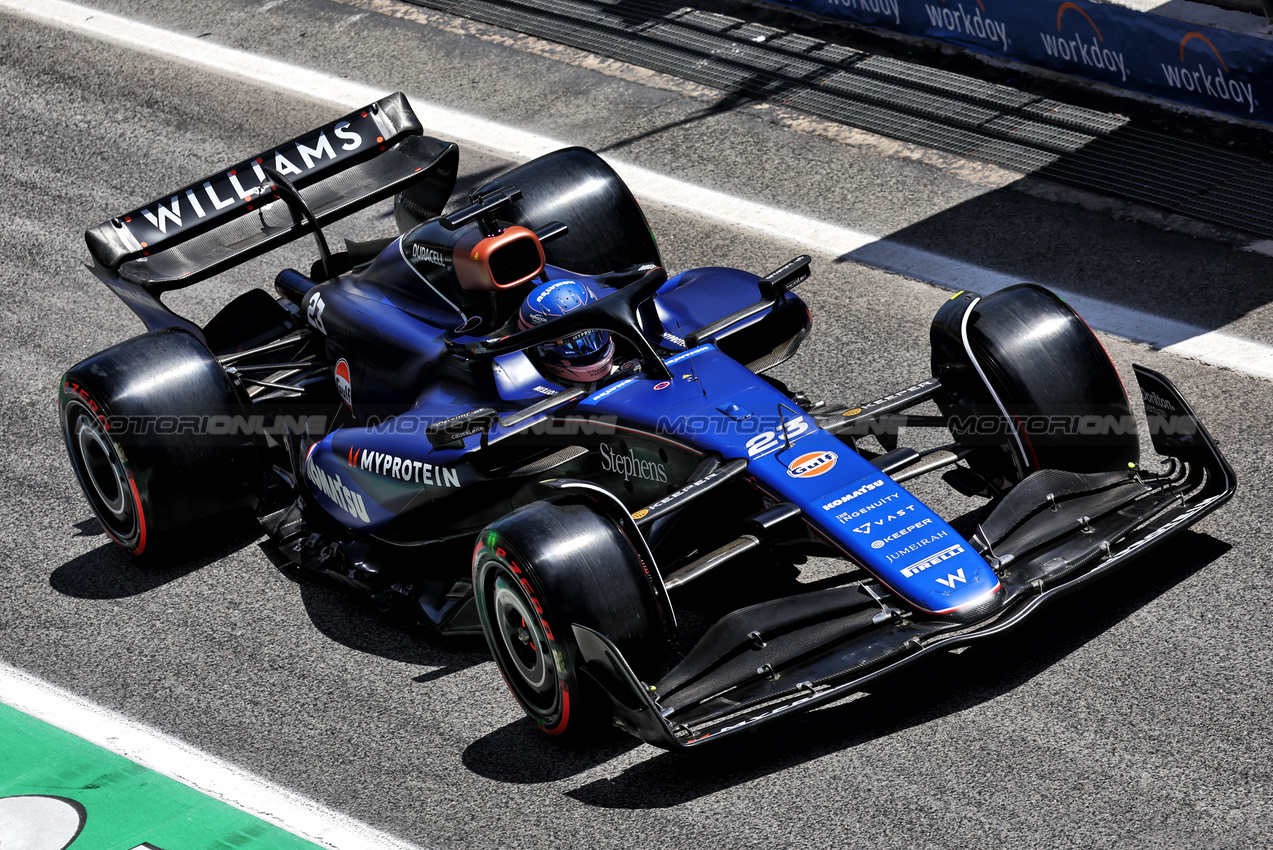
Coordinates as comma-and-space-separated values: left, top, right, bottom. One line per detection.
600, 443, 668, 483
787, 451, 837, 479
334, 359, 352, 409
1160, 32, 1258, 114
1040, 3, 1128, 82
924, 0, 1009, 52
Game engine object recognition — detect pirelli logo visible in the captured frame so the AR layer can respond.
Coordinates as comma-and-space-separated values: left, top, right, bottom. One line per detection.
900, 544, 965, 578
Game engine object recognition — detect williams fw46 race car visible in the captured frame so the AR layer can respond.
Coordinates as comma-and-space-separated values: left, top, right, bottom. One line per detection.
61, 94, 1234, 748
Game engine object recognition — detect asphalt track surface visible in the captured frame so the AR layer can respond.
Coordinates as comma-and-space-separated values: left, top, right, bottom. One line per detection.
3, 0, 1272, 847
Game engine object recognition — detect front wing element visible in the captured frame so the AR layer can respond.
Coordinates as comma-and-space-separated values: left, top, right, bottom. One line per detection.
574, 365, 1234, 748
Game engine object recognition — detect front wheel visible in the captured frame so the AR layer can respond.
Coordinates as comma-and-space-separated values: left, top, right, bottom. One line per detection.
931, 285, 1138, 491
473, 499, 670, 738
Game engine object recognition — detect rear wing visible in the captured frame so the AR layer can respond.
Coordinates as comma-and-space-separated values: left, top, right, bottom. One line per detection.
85, 92, 457, 294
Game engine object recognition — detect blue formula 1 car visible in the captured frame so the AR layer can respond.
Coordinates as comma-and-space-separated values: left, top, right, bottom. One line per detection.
61, 95, 1234, 748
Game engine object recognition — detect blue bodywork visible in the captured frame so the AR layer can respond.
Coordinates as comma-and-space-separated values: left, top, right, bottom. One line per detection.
301, 244, 995, 617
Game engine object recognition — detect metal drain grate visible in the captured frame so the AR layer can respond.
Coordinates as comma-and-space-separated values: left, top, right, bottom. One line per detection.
408, 0, 1273, 238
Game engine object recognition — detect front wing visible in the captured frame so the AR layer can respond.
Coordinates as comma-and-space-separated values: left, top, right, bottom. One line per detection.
574, 365, 1236, 748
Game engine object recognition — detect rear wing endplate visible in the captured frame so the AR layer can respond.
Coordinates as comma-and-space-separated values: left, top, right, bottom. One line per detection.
85, 92, 457, 293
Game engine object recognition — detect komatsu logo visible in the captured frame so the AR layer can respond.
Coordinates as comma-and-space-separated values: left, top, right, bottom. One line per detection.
821, 479, 884, 511
306, 456, 370, 522
900, 544, 965, 578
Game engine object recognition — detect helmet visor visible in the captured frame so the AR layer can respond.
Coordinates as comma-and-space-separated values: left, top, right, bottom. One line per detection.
553, 329, 608, 359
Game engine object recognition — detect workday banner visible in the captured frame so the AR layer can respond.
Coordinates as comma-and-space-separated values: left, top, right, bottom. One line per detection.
773, 0, 1272, 126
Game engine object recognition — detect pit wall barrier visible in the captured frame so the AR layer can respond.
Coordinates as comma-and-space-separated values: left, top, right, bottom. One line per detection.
768, 0, 1272, 126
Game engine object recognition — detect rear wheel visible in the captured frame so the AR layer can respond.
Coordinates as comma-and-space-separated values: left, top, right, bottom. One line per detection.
931, 284, 1138, 492
60, 329, 263, 557
473, 499, 670, 737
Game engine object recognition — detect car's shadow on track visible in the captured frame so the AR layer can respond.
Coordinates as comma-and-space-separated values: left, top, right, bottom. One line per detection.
49, 517, 262, 599
462, 530, 1229, 805
263, 541, 493, 676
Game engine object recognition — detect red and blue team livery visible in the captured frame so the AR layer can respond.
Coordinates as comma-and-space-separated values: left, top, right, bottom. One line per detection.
60, 94, 1234, 748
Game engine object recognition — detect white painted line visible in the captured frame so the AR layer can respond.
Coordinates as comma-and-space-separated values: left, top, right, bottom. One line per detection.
0, 662, 427, 850
5, 0, 1273, 380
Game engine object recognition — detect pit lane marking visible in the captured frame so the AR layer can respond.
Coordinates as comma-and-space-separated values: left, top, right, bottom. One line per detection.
0, 662, 426, 850
5, 0, 1273, 381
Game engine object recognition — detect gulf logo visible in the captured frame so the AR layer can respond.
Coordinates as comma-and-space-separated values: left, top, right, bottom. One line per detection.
335, 358, 352, 408
787, 450, 837, 479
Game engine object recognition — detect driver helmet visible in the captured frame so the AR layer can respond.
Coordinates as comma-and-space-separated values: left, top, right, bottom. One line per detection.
517, 279, 614, 384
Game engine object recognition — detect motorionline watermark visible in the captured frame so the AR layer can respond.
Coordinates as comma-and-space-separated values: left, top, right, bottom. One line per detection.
90, 410, 1198, 441
652, 412, 1198, 439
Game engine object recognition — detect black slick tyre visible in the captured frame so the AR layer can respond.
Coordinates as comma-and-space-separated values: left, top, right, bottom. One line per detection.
60, 329, 263, 557
472, 499, 669, 738
931, 284, 1138, 489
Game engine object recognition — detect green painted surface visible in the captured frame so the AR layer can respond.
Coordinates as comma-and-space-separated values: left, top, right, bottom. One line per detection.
0, 703, 322, 850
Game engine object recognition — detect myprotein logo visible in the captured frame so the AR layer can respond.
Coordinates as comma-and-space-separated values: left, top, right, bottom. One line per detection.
1161, 32, 1258, 114
1040, 3, 1128, 82
600, 443, 668, 483
353, 448, 461, 488
787, 450, 837, 479
923, 0, 1008, 52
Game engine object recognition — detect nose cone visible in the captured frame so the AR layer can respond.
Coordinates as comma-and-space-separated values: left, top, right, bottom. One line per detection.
0, 795, 85, 850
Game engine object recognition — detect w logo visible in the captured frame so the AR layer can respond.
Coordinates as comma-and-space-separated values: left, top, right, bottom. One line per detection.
935, 568, 967, 588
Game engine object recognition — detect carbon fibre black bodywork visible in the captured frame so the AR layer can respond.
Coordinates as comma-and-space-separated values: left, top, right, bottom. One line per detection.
60, 94, 1234, 748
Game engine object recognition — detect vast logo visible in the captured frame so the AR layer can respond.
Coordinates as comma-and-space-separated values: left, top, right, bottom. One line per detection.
923, 0, 1008, 52
786, 450, 837, 479
1039, 3, 1128, 82
1160, 32, 1258, 114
